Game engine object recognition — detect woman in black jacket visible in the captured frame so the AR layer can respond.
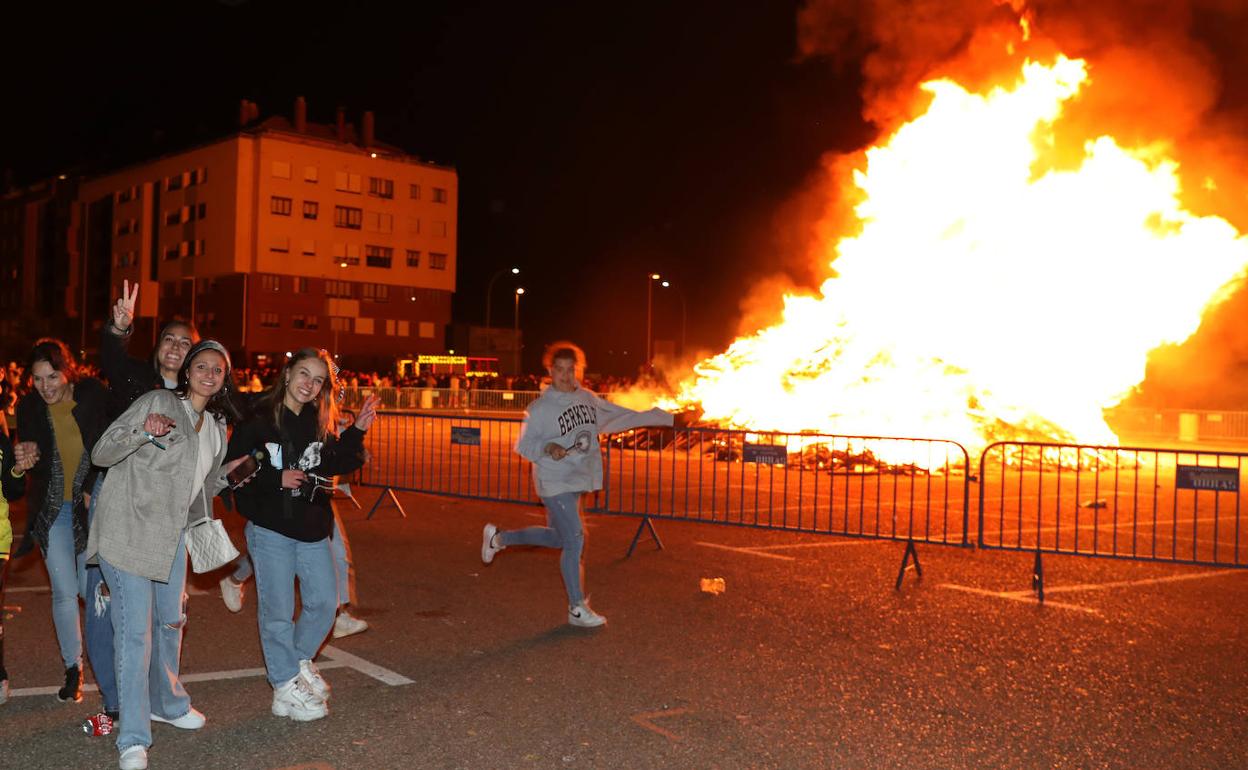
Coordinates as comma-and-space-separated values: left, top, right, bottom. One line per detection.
13, 338, 110, 703
226, 348, 377, 722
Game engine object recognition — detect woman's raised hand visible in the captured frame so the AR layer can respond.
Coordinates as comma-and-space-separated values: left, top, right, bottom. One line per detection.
354, 394, 381, 432
112, 279, 139, 332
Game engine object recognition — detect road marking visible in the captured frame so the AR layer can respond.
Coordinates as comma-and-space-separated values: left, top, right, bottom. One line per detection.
750, 539, 915, 551
939, 583, 1102, 615
7, 647, 408, 699
630, 707, 691, 741
695, 542, 795, 561
1023, 567, 1244, 595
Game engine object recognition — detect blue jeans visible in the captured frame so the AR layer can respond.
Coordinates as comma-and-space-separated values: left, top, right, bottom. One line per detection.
45, 502, 86, 669
99, 533, 191, 753
246, 522, 337, 687
86, 475, 118, 712
329, 511, 354, 607
498, 492, 585, 606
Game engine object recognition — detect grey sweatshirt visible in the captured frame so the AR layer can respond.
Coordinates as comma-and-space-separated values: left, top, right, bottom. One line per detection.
515, 385, 673, 497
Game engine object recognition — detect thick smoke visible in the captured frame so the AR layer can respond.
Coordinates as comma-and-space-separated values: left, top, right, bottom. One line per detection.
793, 0, 1248, 409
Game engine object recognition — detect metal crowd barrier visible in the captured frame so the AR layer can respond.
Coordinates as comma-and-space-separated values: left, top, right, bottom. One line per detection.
341, 387, 540, 413
352, 411, 539, 516
597, 427, 972, 586
978, 441, 1247, 599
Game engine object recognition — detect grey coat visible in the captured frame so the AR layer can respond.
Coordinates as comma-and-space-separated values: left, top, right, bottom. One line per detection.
88, 389, 229, 582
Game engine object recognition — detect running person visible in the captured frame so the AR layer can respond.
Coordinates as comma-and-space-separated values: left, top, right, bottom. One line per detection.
481, 342, 673, 627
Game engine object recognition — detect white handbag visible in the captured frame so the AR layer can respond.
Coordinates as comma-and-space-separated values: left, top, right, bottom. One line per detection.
185, 517, 240, 574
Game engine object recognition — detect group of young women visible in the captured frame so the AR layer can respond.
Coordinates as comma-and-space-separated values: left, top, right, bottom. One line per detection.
2, 282, 379, 770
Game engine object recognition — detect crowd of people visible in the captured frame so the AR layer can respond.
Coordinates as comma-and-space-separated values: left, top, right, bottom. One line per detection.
0, 282, 679, 770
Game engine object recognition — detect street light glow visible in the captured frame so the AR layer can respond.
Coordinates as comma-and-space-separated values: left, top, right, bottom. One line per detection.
650, 273, 661, 280
511, 267, 520, 275
516, 287, 526, 295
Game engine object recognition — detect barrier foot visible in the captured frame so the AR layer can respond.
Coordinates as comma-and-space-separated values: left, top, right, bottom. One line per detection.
626, 516, 664, 559
894, 540, 922, 590
1032, 550, 1045, 603
366, 487, 408, 520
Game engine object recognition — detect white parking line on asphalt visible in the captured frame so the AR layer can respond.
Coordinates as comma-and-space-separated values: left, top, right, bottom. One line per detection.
938, 584, 1102, 615
695, 542, 795, 561
6, 646, 410, 699
750, 539, 907, 551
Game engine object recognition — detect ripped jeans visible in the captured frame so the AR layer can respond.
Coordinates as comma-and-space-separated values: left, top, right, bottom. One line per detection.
99, 533, 190, 753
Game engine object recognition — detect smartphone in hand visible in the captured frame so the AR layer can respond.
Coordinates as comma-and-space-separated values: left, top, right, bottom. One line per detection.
227, 452, 262, 489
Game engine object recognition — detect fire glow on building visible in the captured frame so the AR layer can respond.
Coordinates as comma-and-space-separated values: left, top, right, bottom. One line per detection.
662, 8, 1248, 461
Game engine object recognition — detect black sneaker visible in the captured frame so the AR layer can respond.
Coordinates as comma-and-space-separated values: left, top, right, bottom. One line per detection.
57, 665, 82, 703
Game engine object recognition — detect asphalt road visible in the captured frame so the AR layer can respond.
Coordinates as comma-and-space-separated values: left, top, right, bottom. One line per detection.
3, 486, 1247, 769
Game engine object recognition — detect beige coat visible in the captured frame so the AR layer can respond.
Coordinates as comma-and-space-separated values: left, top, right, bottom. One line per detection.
88, 389, 229, 582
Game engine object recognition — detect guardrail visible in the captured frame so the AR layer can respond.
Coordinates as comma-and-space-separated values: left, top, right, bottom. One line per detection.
339, 387, 541, 413
977, 442, 1246, 599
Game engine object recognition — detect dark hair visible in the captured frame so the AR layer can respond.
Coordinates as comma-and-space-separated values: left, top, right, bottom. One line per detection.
28, 338, 79, 384
175, 340, 239, 423
255, 348, 340, 441
151, 318, 201, 374
542, 340, 586, 370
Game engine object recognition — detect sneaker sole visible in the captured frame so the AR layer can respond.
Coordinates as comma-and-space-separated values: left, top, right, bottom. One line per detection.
272, 701, 328, 721
332, 624, 367, 639
482, 525, 499, 564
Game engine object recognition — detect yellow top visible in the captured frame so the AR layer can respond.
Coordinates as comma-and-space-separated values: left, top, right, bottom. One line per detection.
0, 447, 11, 558
50, 399, 83, 503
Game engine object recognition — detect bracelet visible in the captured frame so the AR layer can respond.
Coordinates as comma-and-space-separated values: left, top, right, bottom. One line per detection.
10, 466, 24, 478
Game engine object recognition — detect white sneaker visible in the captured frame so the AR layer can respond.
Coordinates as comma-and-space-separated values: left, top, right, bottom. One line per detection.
332, 609, 369, 639
271, 674, 327, 722
219, 576, 245, 613
481, 523, 503, 564
568, 601, 607, 628
151, 706, 205, 729
0, 678, 8, 706
299, 658, 330, 701
119, 745, 148, 770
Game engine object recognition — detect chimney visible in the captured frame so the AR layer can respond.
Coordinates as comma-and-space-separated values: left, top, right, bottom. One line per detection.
362, 110, 375, 148
294, 96, 307, 133
336, 107, 346, 142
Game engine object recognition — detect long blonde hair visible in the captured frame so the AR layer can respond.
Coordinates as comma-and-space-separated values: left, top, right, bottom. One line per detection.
257, 348, 340, 440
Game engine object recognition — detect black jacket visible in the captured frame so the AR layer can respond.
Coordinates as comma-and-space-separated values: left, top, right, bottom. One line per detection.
14, 378, 110, 556
99, 324, 165, 419
227, 404, 367, 542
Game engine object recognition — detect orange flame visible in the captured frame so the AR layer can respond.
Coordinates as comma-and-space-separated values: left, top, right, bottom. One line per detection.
667, 56, 1248, 456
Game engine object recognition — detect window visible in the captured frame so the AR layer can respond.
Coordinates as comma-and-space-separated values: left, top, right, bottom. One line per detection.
429, 252, 448, 270
260, 275, 281, 292
365, 245, 393, 268
432, 187, 448, 203
433, 220, 447, 237
304, 165, 318, 183
408, 183, 421, 200
406, 249, 420, 267
165, 210, 181, 226
334, 171, 362, 193
334, 206, 363, 229
197, 202, 207, 220
166, 174, 184, 192
419, 321, 435, 338
293, 277, 309, 293
329, 316, 352, 333
362, 283, 390, 302
191, 239, 205, 256
325, 280, 352, 298
190, 167, 207, 186
163, 245, 179, 261
292, 314, 319, 329
384, 319, 412, 336
355, 317, 375, 334
301, 239, 316, 256
332, 243, 360, 266
406, 216, 420, 235
260, 312, 280, 328
117, 186, 139, 204
272, 161, 291, 179
302, 200, 319, 220
271, 196, 293, 216
364, 211, 393, 233
269, 236, 290, 253
368, 177, 394, 198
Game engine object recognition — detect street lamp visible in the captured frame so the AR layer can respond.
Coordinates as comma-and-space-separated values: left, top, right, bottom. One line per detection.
485, 266, 520, 328
660, 280, 686, 358
645, 273, 661, 370
513, 287, 525, 374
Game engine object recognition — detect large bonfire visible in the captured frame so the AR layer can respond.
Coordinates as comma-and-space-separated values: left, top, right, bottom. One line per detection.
662, 9, 1248, 457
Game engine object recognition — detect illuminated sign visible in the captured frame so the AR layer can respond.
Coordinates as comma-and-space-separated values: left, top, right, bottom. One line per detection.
1175, 465, 1239, 492
743, 443, 787, 465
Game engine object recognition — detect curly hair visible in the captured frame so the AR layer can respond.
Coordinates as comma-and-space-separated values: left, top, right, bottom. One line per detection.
541, 341, 586, 371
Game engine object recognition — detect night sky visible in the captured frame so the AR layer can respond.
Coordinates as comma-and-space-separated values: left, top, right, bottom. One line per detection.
3, 0, 870, 375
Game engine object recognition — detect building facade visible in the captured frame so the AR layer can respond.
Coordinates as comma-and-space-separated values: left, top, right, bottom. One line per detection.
76, 106, 457, 370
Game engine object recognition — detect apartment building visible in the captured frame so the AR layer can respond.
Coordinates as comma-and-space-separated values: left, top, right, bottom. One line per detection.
76, 100, 457, 369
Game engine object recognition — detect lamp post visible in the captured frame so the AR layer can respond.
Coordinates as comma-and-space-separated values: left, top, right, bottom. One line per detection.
513, 287, 525, 374
485, 266, 520, 328
645, 272, 661, 370
660, 280, 686, 357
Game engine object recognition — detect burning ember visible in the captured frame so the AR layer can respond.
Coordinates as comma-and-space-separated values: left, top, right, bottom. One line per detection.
666, 54, 1248, 456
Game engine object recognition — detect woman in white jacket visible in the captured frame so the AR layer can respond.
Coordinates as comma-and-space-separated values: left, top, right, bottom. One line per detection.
481, 342, 672, 627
